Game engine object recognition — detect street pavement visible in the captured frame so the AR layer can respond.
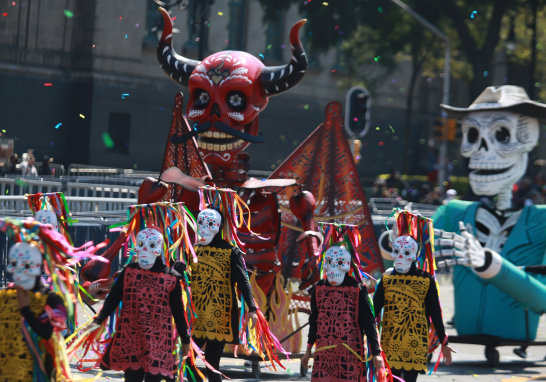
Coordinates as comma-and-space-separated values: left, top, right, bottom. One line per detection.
72, 276, 546, 381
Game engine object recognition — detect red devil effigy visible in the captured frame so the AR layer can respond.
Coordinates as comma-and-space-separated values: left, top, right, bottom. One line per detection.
80, 7, 384, 357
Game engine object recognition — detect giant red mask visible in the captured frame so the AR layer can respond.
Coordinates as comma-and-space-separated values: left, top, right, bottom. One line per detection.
157, 7, 307, 166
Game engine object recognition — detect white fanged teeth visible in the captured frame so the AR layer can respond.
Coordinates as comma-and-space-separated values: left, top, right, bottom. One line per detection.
220, 144, 226, 151
220, 132, 226, 138
207, 131, 214, 138
227, 143, 233, 150
213, 132, 220, 138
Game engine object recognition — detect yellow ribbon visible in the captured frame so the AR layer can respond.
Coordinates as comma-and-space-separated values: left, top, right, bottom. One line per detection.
314, 343, 373, 363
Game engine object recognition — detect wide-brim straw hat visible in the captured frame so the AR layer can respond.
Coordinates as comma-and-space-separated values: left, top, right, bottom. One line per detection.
441, 85, 546, 119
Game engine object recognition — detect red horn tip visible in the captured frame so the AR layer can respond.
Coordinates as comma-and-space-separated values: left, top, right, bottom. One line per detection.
289, 19, 307, 45
158, 6, 174, 44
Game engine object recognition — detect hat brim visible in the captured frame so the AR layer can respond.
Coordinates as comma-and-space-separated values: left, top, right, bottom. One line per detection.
440, 101, 546, 120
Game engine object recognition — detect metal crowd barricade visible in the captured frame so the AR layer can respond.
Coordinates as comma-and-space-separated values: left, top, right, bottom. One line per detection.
66, 182, 139, 198
0, 196, 137, 213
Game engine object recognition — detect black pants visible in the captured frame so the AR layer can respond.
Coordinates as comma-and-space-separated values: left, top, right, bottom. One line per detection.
392, 368, 420, 382
186, 339, 226, 382
124, 368, 176, 382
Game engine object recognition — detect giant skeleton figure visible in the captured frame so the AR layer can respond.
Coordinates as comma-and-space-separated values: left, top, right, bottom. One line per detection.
380, 86, 546, 348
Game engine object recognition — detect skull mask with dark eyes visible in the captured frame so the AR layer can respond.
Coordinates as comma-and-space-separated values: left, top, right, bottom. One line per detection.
390, 235, 419, 274
136, 228, 164, 270
156, 7, 308, 167
7, 242, 43, 290
197, 209, 222, 245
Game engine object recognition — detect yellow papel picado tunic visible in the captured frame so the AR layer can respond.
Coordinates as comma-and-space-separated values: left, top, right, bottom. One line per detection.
373, 263, 447, 372
191, 235, 256, 344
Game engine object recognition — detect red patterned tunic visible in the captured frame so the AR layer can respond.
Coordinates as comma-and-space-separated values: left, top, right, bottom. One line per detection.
309, 276, 381, 382
95, 263, 188, 379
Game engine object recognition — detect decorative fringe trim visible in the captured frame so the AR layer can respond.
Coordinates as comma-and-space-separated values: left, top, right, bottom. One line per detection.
27, 192, 76, 245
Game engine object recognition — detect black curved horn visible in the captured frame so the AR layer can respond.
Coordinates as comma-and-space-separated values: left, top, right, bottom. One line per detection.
157, 7, 200, 87
260, 19, 308, 97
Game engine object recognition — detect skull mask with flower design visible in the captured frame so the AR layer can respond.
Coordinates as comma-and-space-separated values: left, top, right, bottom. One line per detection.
197, 209, 222, 245
323, 245, 352, 286
136, 228, 164, 270
156, 7, 308, 166
35, 210, 59, 231
7, 242, 43, 290
390, 235, 419, 274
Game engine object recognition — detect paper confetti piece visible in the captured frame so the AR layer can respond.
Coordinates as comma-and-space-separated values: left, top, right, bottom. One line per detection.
55, 123, 62, 129
374, 56, 381, 61
471, 11, 477, 18
64, 10, 73, 18
259, 53, 264, 59
473, 374, 479, 378
323, 2, 328, 5
2, 130, 5, 133
218, 12, 223, 16
304, 104, 309, 110
102, 133, 114, 149
44, 83, 52, 86
389, 125, 395, 133
79, 114, 85, 119
2, 13, 7, 16
125, 34, 127, 38
122, 93, 129, 99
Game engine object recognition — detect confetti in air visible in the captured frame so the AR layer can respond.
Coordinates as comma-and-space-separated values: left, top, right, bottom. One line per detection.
122, 93, 129, 99
125, 34, 127, 38
79, 114, 85, 119
55, 123, 62, 129
471, 11, 477, 18
2, 12, 7, 16
390, 125, 395, 133
323, 2, 328, 5
259, 53, 264, 59
218, 12, 223, 16
44, 83, 52, 86
64, 9, 73, 18
374, 56, 380, 61
102, 133, 114, 149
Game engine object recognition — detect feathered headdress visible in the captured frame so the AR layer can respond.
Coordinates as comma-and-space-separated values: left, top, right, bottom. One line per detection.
2, 218, 108, 381
27, 192, 75, 244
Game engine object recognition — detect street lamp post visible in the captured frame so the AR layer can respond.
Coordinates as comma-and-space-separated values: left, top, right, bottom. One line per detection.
390, 0, 451, 194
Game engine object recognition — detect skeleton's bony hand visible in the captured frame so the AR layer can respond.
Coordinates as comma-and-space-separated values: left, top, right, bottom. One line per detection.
433, 221, 486, 268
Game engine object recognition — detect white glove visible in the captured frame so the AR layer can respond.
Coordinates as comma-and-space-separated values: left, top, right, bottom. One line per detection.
434, 221, 486, 268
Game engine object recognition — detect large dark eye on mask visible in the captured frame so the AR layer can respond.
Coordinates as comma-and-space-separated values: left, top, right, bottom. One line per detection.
467, 127, 479, 143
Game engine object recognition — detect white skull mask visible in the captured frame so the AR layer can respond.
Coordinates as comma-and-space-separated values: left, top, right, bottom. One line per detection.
197, 209, 222, 245
460, 111, 539, 203
136, 228, 164, 270
7, 242, 43, 290
323, 245, 351, 286
35, 210, 59, 231
391, 235, 419, 274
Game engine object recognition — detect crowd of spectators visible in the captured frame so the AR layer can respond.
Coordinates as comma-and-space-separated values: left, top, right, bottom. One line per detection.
3, 151, 56, 176
370, 170, 546, 209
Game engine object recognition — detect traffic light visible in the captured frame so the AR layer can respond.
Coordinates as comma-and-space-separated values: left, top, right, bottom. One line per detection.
345, 86, 371, 138
433, 118, 460, 142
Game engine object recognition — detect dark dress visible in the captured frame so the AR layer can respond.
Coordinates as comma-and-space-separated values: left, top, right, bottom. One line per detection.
308, 276, 381, 382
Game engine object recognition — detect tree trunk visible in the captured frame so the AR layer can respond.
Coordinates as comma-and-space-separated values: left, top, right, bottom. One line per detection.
402, 59, 421, 174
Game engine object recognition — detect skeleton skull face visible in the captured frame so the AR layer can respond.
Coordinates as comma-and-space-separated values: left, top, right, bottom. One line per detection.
391, 235, 418, 274
197, 209, 222, 245
35, 210, 59, 231
136, 228, 164, 270
187, 52, 266, 166
461, 111, 539, 197
7, 242, 43, 290
323, 245, 351, 286
157, 9, 307, 167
